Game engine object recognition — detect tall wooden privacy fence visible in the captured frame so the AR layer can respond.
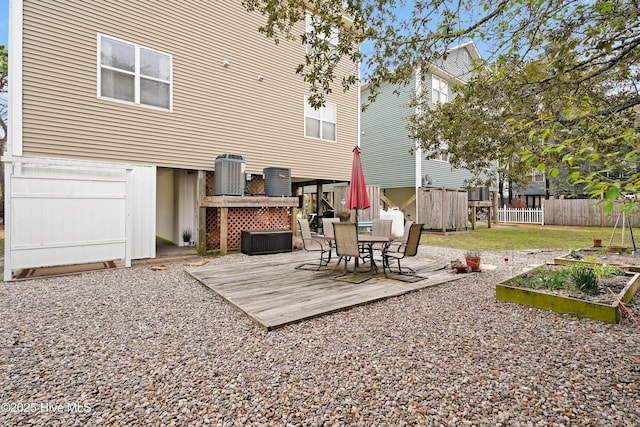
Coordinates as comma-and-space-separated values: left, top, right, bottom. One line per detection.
543, 199, 640, 226
333, 184, 381, 222
417, 187, 468, 231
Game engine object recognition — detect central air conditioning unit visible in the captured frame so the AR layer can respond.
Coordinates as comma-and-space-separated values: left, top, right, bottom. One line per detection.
263, 167, 291, 197
214, 154, 245, 196
468, 187, 489, 201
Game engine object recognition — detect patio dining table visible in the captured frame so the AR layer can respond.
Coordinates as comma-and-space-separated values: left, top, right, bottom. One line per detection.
327, 234, 394, 273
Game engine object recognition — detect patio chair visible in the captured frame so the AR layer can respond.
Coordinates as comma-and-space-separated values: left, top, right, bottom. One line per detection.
322, 217, 341, 266
382, 223, 424, 279
296, 218, 332, 271
332, 222, 373, 283
385, 220, 414, 252
361, 218, 393, 263
322, 217, 340, 244
371, 219, 392, 249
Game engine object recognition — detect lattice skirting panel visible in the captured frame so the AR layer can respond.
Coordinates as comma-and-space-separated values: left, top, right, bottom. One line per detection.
206, 207, 292, 251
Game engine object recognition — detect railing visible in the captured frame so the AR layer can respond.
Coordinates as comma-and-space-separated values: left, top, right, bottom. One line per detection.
498, 206, 544, 225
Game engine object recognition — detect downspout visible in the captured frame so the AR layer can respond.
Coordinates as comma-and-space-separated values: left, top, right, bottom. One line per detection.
414, 66, 422, 222
7, 0, 23, 157
3, 0, 24, 281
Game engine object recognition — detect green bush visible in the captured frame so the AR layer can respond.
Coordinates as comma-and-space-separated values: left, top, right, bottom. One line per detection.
591, 264, 625, 279
568, 266, 599, 294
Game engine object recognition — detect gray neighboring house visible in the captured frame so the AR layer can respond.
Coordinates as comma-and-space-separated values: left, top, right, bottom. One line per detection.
513, 170, 546, 209
360, 41, 495, 221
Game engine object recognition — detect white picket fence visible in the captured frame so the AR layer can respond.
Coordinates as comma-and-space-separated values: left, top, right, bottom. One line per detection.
498, 206, 545, 225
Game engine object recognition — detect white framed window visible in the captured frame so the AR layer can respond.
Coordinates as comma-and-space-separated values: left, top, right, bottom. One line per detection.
435, 149, 449, 162
531, 168, 545, 182
305, 13, 338, 54
98, 34, 172, 110
431, 75, 448, 104
463, 50, 471, 65
304, 96, 336, 141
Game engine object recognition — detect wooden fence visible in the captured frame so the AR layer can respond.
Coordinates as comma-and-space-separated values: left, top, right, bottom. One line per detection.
333, 184, 381, 222
417, 187, 468, 231
543, 199, 640, 227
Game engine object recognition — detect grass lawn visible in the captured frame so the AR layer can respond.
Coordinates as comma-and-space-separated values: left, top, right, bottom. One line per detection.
0, 224, 635, 258
422, 223, 637, 252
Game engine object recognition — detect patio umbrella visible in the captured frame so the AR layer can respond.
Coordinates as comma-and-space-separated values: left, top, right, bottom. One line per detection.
346, 146, 370, 224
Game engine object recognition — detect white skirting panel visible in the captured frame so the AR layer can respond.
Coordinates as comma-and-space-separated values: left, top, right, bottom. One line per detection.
3, 157, 155, 280
130, 165, 157, 259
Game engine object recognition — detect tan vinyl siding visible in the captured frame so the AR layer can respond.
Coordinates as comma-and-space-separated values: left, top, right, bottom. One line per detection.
21, 0, 358, 181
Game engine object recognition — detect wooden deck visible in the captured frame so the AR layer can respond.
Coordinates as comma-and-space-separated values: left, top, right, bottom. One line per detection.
185, 255, 461, 330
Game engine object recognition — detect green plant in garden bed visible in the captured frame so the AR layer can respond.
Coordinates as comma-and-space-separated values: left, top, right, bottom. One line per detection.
514, 264, 623, 295
513, 266, 564, 291
568, 266, 599, 294
497, 263, 639, 324
590, 264, 625, 279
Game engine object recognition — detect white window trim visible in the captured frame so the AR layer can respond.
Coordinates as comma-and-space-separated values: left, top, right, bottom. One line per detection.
435, 148, 449, 163
304, 96, 337, 142
431, 75, 449, 104
531, 168, 545, 182
305, 13, 338, 55
463, 50, 471, 65
97, 33, 173, 111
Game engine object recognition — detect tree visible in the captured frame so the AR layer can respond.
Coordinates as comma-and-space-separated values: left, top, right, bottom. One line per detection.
0, 44, 6, 153
243, 0, 639, 213
407, 55, 539, 206
0, 44, 7, 213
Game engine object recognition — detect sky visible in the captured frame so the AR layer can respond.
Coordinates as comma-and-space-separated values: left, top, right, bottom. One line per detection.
0, 0, 7, 47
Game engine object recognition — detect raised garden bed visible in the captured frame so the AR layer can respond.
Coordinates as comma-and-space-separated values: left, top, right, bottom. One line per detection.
496, 264, 640, 324
555, 247, 640, 273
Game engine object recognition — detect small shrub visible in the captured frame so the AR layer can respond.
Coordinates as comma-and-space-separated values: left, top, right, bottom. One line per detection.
583, 255, 600, 263
591, 264, 625, 279
465, 250, 480, 258
520, 267, 568, 291
182, 228, 193, 243
513, 276, 531, 288
539, 270, 567, 291
568, 266, 599, 294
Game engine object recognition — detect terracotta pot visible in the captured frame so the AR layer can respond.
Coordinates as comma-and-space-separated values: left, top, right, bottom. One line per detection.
465, 256, 481, 272
455, 265, 470, 273
592, 239, 602, 247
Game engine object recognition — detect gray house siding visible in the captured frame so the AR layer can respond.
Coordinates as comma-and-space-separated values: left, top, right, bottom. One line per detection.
434, 45, 476, 83
361, 42, 492, 201
360, 80, 416, 188
421, 159, 475, 189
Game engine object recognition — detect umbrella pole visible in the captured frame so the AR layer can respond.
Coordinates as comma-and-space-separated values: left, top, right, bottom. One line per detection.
354, 208, 359, 268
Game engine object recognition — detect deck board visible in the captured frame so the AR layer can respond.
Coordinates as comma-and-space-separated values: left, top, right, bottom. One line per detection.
185, 256, 461, 330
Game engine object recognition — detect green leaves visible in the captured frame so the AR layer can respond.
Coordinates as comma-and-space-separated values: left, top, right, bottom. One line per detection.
605, 185, 619, 201
243, 0, 639, 215
596, 1, 613, 14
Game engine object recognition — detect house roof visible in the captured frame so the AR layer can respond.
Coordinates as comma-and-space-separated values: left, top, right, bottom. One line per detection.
447, 41, 482, 61
360, 40, 482, 89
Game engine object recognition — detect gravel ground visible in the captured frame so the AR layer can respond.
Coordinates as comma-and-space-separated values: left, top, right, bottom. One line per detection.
1, 246, 639, 426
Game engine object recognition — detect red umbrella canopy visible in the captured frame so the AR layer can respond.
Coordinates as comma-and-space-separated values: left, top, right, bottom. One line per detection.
346, 146, 370, 211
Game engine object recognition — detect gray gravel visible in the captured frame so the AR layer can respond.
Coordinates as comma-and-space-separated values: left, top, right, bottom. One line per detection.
1, 246, 639, 426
